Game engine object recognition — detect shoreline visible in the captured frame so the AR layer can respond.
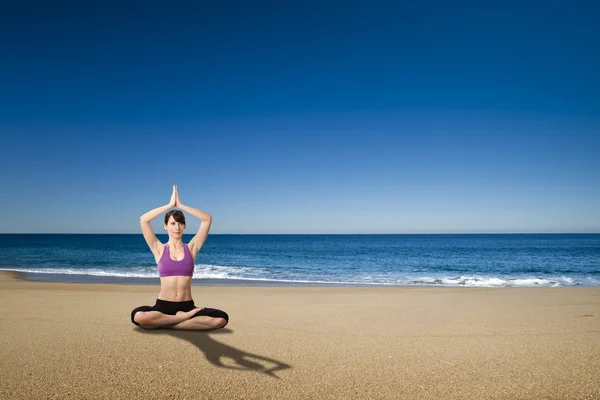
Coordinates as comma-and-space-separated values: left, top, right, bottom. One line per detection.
14, 271, 390, 287
1, 271, 599, 399
5, 270, 597, 288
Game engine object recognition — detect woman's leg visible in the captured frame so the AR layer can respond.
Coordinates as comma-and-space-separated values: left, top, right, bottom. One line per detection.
132, 307, 202, 329
167, 316, 228, 330
166, 308, 229, 331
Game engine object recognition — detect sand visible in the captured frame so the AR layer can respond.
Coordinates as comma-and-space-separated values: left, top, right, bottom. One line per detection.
0, 271, 599, 400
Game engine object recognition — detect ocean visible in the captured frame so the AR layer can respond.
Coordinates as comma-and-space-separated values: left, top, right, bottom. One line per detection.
0, 234, 599, 287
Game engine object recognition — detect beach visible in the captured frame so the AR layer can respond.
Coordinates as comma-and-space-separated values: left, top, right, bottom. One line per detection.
0, 271, 599, 400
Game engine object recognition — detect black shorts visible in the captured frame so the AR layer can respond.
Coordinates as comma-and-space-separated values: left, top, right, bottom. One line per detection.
131, 299, 229, 327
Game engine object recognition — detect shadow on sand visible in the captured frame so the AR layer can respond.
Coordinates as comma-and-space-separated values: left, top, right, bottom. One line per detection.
134, 327, 291, 378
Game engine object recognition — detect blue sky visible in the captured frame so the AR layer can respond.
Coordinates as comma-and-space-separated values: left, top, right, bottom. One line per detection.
1, 1, 599, 234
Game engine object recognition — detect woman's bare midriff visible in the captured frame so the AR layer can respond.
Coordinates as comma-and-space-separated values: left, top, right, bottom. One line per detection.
158, 276, 193, 301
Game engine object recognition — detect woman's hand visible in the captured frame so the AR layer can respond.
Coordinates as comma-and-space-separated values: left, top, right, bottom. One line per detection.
174, 185, 182, 208
169, 185, 177, 208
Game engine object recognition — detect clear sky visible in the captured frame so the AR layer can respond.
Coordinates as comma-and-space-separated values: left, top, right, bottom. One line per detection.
1, 1, 599, 234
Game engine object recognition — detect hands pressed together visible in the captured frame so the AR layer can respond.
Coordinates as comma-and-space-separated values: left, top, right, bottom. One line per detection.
169, 185, 182, 208
165, 185, 211, 224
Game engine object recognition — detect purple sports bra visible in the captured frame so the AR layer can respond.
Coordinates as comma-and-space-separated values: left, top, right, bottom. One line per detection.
158, 244, 195, 277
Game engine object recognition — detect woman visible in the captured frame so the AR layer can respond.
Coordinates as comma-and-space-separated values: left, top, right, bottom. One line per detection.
131, 185, 229, 330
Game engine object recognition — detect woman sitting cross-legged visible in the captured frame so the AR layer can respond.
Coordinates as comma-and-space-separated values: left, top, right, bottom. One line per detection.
131, 185, 228, 330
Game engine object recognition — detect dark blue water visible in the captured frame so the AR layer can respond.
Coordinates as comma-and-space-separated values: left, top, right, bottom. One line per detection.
0, 234, 599, 286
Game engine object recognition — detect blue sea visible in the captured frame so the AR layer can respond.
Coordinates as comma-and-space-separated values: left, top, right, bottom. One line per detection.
0, 234, 599, 287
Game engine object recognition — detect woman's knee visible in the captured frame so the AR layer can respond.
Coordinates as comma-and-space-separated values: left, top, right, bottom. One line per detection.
131, 305, 155, 327
214, 310, 229, 329
133, 311, 155, 328
213, 317, 228, 329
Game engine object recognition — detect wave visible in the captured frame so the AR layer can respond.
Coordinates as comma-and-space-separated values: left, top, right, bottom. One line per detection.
1, 265, 598, 287
404, 275, 581, 287
0, 266, 159, 278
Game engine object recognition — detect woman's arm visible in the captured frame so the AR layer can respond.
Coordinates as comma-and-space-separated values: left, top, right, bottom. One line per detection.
140, 186, 177, 255
175, 187, 212, 256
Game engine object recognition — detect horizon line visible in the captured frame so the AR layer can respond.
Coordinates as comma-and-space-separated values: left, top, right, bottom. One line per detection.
1, 232, 599, 235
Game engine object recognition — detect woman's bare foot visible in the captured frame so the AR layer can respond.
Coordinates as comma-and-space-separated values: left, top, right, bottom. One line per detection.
176, 307, 204, 322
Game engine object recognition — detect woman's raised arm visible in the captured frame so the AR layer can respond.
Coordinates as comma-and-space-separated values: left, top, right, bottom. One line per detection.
139, 185, 177, 254
174, 187, 212, 256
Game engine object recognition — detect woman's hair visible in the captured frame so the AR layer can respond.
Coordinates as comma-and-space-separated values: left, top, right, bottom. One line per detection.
164, 210, 186, 225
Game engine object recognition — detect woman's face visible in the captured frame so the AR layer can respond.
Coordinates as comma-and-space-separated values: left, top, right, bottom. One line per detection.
165, 216, 185, 238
